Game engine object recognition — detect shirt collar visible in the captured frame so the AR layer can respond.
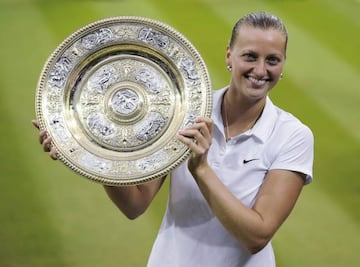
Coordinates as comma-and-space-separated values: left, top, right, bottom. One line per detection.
212, 87, 227, 138
211, 87, 279, 143
250, 96, 278, 143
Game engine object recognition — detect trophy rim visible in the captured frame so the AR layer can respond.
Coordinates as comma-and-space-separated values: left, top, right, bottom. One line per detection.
35, 16, 212, 186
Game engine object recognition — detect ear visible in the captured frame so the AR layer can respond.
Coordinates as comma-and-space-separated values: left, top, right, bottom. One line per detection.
225, 45, 231, 66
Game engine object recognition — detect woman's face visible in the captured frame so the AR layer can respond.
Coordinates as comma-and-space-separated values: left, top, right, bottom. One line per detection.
226, 26, 286, 100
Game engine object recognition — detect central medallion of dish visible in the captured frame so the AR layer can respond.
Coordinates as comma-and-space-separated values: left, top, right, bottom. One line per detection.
75, 55, 173, 152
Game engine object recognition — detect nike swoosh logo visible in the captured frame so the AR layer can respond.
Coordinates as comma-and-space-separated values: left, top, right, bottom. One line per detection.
243, 159, 259, 164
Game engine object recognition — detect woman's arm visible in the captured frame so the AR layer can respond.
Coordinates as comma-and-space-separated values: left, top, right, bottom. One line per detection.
103, 177, 166, 220
177, 117, 305, 254
193, 166, 304, 254
32, 119, 166, 220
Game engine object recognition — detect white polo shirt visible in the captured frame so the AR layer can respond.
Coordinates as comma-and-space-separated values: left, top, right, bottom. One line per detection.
147, 87, 314, 267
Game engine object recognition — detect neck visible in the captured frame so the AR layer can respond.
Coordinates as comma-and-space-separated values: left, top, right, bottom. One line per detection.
222, 89, 265, 140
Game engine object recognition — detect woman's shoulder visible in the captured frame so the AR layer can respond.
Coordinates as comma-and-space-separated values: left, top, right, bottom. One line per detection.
272, 104, 313, 141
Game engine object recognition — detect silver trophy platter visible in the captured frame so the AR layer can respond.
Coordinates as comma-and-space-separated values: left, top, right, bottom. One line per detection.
35, 16, 212, 186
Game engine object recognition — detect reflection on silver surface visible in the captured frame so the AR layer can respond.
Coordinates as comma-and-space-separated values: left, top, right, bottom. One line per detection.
35, 16, 212, 185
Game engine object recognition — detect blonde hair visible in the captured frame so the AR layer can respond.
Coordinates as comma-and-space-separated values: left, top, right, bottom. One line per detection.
229, 12, 288, 52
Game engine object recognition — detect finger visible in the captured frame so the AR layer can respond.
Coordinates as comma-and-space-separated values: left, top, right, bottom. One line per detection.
190, 118, 213, 132
178, 128, 200, 140
195, 117, 212, 124
205, 118, 214, 136
187, 122, 211, 145
177, 128, 209, 155
179, 123, 209, 147
194, 129, 210, 149
49, 147, 58, 160
39, 130, 48, 144
198, 123, 211, 140
42, 136, 52, 152
32, 119, 40, 129
177, 133, 201, 152
195, 117, 213, 136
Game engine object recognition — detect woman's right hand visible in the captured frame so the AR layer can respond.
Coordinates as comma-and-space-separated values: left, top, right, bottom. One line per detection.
32, 119, 58, 160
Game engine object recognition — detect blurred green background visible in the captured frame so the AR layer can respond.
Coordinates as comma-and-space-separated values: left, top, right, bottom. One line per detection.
1, 0, 359, 266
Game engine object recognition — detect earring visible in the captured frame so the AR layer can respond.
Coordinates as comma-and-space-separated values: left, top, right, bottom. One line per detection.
226, 65, 232, 72
280, 73, 283, 79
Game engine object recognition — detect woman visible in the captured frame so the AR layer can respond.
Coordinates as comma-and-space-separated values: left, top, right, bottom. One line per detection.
33, 12, 314, 267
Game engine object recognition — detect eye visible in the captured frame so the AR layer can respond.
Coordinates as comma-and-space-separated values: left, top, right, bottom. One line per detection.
242, 53, 257, 61
266, 56, 281, 66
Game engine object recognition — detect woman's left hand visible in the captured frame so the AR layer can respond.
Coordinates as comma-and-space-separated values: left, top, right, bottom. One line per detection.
177, 117, 213, 175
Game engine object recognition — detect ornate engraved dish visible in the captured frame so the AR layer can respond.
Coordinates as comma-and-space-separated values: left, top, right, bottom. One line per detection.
35, 16, 212, 186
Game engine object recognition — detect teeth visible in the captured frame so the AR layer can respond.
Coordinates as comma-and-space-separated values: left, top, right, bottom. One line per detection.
248, 77, 267, 86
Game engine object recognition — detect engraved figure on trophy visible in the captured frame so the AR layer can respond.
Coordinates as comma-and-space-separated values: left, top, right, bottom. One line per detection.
136, 150, 168, 172
179, 57, 200, 86
111, 89, 139, 115
88, 65, 118, 94
81, 28, 114, 50
87, 112, 115, 138
138, 28, 169, 49
35, 17, 212, 185
80, 153, 112, 173
48, 56, 72, 88
135, 68, 165, 94
135, 112, 165, 142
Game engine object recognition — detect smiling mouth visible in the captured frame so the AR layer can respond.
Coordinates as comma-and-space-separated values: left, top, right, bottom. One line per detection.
246, 76, 271, 87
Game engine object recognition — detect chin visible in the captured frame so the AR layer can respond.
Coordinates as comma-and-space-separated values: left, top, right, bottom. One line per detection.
246, 88, 269, 99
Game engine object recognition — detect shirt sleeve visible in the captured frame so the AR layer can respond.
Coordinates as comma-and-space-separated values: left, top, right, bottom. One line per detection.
269, 124, 314, 185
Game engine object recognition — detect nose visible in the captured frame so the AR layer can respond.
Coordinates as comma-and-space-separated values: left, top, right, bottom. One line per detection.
253, 60, 267, 76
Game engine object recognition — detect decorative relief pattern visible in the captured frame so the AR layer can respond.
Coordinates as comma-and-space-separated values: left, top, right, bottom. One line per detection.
137, 150, 168, 172
136, 68, 165, 94
48, 57, 72, 88
86, 112, 116, 138
88, 65, 118, 93
138, 27, 170, 49
76, 57, 173, 150
49, 114, 70, 142
135, 112, 165, 141
179, 57, 201, 85
111, 89, 139, 115
36, 17, 212, 185
81, 28, 114, 50
80, 152, 112, 173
